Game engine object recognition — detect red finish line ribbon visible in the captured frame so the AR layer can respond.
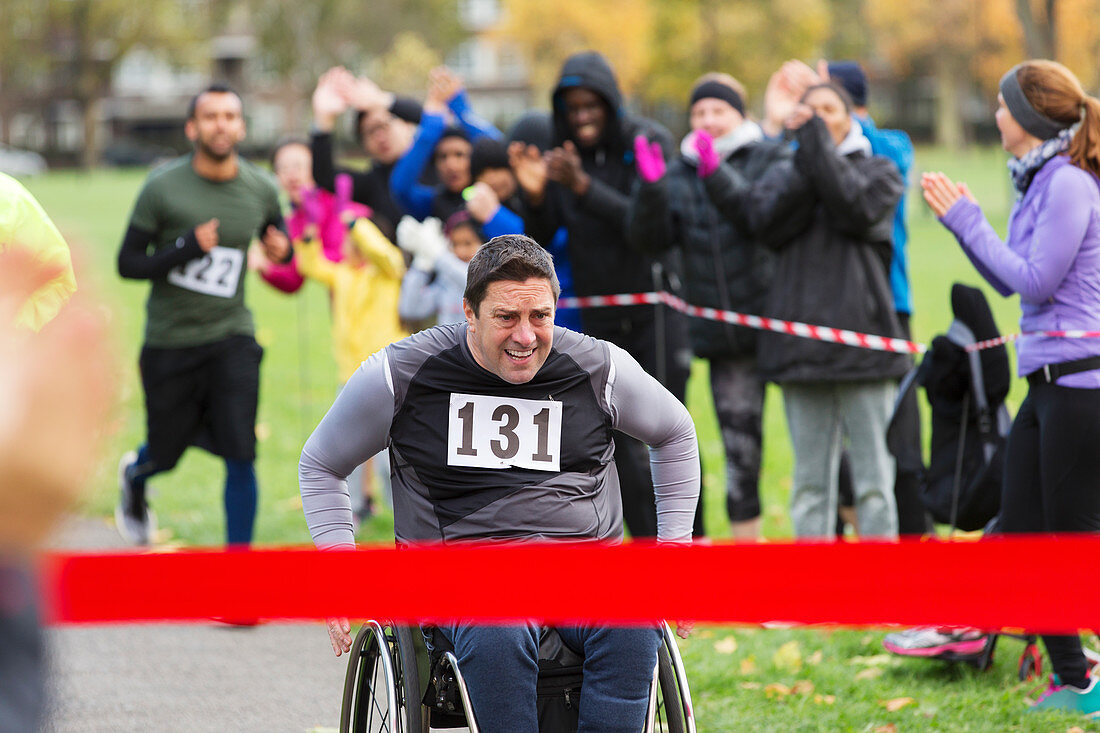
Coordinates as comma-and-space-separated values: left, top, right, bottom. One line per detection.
559, 290, 1100, 355
41, 537, 1100, 633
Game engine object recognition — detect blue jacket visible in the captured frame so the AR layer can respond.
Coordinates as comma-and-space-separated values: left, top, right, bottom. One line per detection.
390, 91, 503, 222
858, 115, 913, 315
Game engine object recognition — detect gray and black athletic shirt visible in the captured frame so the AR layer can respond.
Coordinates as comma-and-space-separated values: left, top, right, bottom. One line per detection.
299, 323, 699, 548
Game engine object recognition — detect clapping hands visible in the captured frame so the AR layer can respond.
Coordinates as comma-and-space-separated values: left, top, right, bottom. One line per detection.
634, 135, 666, 183
396, 216, 447, 271
921, 172, 977, 218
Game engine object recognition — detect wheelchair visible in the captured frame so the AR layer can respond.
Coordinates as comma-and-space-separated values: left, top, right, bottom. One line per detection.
339, 620, 696, 733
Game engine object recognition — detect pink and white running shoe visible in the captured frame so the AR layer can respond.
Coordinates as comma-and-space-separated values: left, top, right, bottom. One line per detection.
883, 627, 988, 657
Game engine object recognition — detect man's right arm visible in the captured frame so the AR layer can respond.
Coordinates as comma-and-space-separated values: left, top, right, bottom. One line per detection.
117, 182, 208, 279
299, 350, 396, 549
116, 225, 206, 279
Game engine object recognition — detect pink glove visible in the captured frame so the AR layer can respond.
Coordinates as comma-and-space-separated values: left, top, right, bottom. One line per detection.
633, 134, 666, 183
301, 187, 323, 225
335, 173, 353, 212
694, 131, 720, 179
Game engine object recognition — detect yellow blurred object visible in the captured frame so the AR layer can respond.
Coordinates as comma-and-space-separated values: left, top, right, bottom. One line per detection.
0, 172, 76, 331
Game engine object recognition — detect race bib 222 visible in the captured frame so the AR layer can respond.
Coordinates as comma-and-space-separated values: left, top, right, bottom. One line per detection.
166, 246, 243, 298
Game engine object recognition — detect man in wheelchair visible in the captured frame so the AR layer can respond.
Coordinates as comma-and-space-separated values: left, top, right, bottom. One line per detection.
299, 234, 700, 733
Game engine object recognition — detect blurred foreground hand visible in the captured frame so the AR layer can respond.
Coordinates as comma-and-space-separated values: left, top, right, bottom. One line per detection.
0, 248, 113, 555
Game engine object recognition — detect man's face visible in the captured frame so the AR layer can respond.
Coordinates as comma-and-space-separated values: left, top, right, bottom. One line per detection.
273, 143, 314, 205
186, 92, 245, 161
436, 137, 473, 194
361, 109, 414, 164
562, 87, 608, 148
464, 277, 556, 384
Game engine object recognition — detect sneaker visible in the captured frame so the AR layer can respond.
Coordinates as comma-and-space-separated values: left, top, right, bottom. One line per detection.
883, 626, 988, 658
1030, 673, 1100, 717
352, 497, 375, 533
115, 450, 156, 545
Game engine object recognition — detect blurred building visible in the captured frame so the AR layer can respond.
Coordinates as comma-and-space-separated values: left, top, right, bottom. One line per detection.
447, 0, 533, 129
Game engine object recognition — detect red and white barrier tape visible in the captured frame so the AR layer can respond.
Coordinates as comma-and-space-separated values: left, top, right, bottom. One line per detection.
559, 291, 1100, 355
41, 537, 1100, 632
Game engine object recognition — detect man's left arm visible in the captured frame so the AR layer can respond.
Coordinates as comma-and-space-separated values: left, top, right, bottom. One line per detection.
258, 196, 294, 264
605, 343, 699, 542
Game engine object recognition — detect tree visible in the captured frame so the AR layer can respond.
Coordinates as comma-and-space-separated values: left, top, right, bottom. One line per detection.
0, 1, 53, 146
866, 0, 1023, 147
642, 0, 831, 113
244, 0, 461, 134
496, 0, 654, 102
40, 0, 201, 168
1015, 0, 1057, 58
1056, 0, 1100, 89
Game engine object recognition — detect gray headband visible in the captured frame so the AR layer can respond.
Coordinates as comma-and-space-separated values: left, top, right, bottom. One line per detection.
999, 65, 1071, 140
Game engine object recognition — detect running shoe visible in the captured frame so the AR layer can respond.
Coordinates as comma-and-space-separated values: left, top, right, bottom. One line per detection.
115, 450, 156, 545
1030, 673, 1100, 717
883, 626, 988, 657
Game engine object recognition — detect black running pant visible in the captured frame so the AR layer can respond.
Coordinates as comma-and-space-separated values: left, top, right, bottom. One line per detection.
1000, 382, 1100, 687
581, 305, 695, 538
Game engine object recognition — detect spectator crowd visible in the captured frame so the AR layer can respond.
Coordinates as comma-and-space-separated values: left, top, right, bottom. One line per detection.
251, 58, 1100, 718
7, 40, 1100, 723
236, 53, 920, 542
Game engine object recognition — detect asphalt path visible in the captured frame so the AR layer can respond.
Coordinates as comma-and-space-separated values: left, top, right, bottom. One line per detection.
42, 517, 346, 733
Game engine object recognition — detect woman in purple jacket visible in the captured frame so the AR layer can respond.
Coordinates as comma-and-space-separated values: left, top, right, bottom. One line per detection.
923, 60, 1100, 717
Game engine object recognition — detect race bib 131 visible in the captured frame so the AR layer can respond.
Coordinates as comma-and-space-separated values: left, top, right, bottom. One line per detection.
447, 393, 563, 471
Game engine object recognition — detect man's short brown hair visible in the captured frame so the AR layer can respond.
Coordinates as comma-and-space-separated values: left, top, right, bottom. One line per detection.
463, 234, 561, 315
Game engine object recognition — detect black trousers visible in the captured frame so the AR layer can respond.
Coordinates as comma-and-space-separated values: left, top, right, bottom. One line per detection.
891, 313, 930, 535
140, 334, 263, 471
581, 305, 697, 538
1000, 381, 1100, 687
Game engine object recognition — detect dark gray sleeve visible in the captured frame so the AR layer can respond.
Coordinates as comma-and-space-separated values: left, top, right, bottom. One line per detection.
298, 351, 395, 548
605, 343, 699, 542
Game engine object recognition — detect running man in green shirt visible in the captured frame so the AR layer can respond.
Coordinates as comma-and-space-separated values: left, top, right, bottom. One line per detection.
116, 84, 292, 547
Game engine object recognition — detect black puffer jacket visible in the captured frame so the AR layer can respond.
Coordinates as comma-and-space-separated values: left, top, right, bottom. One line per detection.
628, 135, 798, 359
524, 51, 679, 301
753, 116, 910, 383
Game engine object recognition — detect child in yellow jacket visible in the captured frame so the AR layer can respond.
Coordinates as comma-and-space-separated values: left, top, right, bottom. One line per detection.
295, 216, 409, 382
295, 215, 408, 523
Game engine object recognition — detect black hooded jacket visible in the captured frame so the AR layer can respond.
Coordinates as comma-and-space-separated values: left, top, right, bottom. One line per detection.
752, 116, 910, 383
627, 134, 796, 359
524, 52, 678, 302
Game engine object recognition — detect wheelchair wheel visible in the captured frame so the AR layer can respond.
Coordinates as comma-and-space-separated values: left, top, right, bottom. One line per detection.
646, 623, 695, 733
1017, 642, 1043, 682
340, 621, 425, 733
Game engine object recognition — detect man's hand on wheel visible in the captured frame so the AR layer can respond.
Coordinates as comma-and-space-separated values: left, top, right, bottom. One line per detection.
675, 620, 695, 639
327, 617, 353, 656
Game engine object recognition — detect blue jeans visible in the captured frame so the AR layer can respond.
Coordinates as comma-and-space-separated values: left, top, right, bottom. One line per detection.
437, 623, 660, 733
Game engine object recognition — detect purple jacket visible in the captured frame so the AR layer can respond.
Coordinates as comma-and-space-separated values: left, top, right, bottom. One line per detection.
941, 155, 1100, 387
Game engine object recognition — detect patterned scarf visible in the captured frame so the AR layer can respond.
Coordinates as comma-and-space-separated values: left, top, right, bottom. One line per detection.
1008, 125, 1078, 195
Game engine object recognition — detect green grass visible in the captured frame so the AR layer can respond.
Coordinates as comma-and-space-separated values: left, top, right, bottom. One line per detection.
23, 150, 1095, 731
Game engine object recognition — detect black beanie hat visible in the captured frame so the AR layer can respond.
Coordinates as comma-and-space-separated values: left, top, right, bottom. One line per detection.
689, 80, 745, 116
827, 61, 868, 108
469, 137, 510, 181
438, 126, 471, 145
